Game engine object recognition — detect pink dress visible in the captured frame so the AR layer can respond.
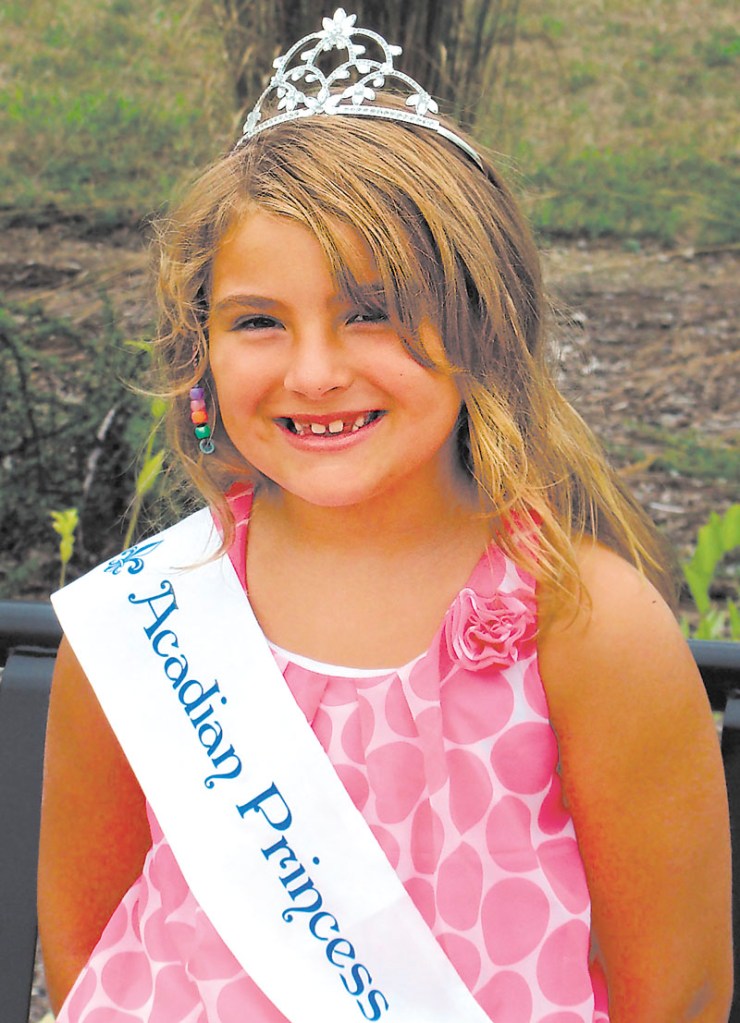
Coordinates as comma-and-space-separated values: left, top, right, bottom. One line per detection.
57, 490, 610, 1023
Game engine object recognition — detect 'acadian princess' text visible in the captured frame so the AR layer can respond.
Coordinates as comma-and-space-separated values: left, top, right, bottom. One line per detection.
128, 579, 389, 1020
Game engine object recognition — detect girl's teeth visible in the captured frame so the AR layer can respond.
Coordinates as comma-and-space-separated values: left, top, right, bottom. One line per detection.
286, 414, 375, 436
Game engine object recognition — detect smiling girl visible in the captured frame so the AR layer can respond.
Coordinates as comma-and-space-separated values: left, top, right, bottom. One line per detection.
39, 10, 732, 1023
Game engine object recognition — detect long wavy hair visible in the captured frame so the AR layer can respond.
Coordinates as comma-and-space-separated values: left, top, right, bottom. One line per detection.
154, 109, 675, 611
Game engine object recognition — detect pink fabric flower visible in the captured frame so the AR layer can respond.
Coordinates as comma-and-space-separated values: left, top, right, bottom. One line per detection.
445, 587, 536, 670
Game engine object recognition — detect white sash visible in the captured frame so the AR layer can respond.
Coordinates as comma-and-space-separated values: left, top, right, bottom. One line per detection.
52, 509, 492, 1023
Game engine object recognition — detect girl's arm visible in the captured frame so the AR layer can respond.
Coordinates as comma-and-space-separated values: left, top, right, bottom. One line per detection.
539, 543, 733, 1022
38, 636, 152, 1013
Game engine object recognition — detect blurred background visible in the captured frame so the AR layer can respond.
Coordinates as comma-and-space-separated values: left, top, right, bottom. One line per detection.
1, 0, 738, 646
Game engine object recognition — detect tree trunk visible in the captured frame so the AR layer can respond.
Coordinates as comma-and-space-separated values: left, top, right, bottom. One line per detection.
208, 0, 519, 129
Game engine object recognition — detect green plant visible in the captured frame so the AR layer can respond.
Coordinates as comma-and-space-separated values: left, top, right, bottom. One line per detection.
648, 30, 678, 63
50, 508, 79, 588
681, 505, 740, 640
567, 60, 599, 91
123, 397, 168, 550
609, 425, 740, 483
695, 26, 740, 67
0, 299, 155, 596
519, 146, 740, 244
539, 15, 565, 40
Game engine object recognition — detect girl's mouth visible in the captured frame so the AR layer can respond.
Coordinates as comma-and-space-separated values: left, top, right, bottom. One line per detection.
275, 410, 384, 437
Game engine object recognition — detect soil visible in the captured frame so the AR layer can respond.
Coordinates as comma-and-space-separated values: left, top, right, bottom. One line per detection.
1, 221, 738, 605
3, 224, 737, 1021
543, 237, 739, 606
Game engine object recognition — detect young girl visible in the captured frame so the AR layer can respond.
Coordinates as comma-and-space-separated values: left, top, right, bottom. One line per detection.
39, 10, 732, 1022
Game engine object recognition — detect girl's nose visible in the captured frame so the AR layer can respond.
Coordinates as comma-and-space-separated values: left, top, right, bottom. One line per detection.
283, 331, 353, 399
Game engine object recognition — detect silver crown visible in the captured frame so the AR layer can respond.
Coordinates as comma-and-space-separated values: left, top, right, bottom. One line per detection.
235, 8, 483, 169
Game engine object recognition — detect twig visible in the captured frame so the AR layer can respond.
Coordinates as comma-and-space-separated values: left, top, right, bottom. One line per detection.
80, 405, 120, 508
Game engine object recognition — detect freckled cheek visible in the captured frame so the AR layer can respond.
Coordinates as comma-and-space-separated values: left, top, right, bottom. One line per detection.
215, 385, 267, 432
216, 402, 275, 465
211, 349, 275, 414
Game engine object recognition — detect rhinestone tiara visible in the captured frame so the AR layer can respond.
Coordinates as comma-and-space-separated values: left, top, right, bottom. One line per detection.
235, 8, 483, 170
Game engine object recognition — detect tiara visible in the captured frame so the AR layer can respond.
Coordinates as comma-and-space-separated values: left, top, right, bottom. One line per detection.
235, 8, 483, 170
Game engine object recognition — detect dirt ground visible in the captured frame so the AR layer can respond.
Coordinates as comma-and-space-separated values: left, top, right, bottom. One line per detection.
1, 224, 736, 1021
1, 222, 738, 608
543, 238, 738, 580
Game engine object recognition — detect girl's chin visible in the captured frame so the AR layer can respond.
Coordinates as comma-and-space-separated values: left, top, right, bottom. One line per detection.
250, 467, 399, 511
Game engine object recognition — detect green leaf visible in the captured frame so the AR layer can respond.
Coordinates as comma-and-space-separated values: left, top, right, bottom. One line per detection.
681, 503, 740, 640
694, 607, 727, 640
682, 563, 712, 615
150, 396, 167, 420
134, 448, 165, 499
720, 504, 740, 550
49, 507, 79, 541
124, 337, 153, 353
49, 507, 79, 588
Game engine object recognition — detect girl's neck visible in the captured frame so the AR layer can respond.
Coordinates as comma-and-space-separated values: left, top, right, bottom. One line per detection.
253, 474, 485, 555
244, 475, 494, 669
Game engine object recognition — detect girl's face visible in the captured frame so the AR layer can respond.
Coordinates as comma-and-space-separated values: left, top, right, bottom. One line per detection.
207, 210, 465, 512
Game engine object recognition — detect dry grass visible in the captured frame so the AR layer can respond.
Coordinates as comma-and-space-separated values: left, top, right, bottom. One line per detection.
0, 0, 737, 241
0, 0, 233, 215
479, 0, 739, 240
494, 0, 737, 149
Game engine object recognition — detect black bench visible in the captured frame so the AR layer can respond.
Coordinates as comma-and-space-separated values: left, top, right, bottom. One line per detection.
1, 601, 738, 1021
0, 601, 60, 1023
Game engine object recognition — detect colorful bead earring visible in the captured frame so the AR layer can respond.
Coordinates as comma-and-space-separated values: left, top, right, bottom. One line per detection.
189, 385, 215, 454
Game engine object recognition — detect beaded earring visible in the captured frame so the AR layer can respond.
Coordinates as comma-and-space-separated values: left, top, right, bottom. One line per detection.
189, 385, 215, 455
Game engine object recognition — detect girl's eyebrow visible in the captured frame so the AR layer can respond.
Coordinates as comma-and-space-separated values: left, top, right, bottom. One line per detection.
210, 294, 277, 314
211, 283, 387, 316
350, 279, 385, 296
341, 283, 390, 309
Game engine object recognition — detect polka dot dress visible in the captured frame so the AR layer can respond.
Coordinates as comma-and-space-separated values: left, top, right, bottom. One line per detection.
57, 492, 610, 1022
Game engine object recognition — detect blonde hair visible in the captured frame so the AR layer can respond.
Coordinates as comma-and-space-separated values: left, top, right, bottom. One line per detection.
154, 110, 675, 610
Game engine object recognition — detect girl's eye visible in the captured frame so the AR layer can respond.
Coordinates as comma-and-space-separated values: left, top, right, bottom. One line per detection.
347, 308, 389, 325
231, 314, 281, 332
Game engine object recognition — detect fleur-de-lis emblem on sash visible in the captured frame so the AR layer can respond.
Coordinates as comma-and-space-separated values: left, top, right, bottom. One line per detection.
104, 540, 163, 576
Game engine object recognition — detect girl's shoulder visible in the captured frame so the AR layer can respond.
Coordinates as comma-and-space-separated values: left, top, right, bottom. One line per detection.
538, 541, 705, 748
536, 538, 720, 843
537, 538, 722, 895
